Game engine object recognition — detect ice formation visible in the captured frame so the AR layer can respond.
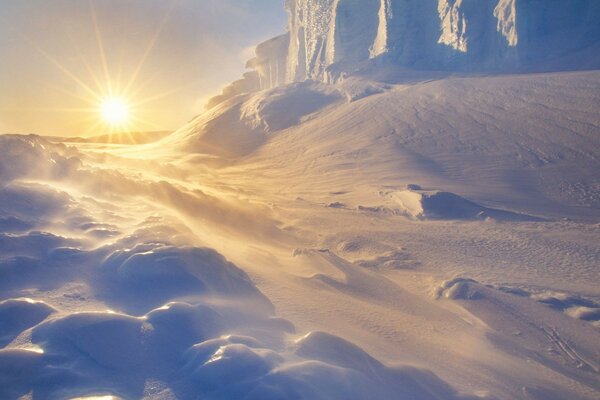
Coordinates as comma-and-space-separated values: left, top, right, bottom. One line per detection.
210, 0, 600, 106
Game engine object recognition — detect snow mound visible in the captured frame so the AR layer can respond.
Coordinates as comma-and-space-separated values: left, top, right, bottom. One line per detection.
566, 307, 600, 324
435, 278, 600, 378
21, 297, 294, 399
435, 278, 482, 300
98, 243, 271, 313
532, 291, 598, 310
0, 231, 79, 258
0, 183, 72, 229
177, 331, 476, 400
527, 290, 600, 326
355, 250, 419, 270
0, 299, 55, 347
144, 302, 224, 361
12, 297, 478, 399
240, 82, 341, 133
440, 279, 600, 326
162, 82, 341, 157
295, 331, 383, 375
0, 135, 80, 183
163, 93, 267, 157
0, 232, 84, 295
0, 349, 47, 399
202, 71, 600, 221
180, 338, 284, 395
32, 312, 145, 370
388, 189, 540, 221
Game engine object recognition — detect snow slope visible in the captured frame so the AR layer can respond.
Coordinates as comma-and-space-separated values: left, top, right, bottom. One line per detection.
1, 67, 599, 399
168, 70, 600, 222
154, 69, 600, 398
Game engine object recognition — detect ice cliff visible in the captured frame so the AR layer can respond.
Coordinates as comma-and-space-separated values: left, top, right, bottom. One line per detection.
209, 0, 600, 107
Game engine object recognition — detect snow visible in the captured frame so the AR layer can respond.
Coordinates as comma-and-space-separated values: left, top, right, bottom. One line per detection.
164, 81, 340, 157
0, 134, 489, 399
2, 68, 600, 398
98, 243, 272, 313
0, 299, 55, 347
1, 2, 600, 399
387, 189, 541, 221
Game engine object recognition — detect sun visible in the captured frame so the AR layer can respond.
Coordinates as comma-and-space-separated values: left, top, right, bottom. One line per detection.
100, 97, 130, 125
30, 0, 180, 136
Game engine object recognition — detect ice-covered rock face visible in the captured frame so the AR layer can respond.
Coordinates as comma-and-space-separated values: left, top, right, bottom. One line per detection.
285, 0, 600, 76
209, 0, 599, 107
286, 0, 340, 82
437, 0, 515, 69
512, 0, 600, 65
285, 0, 384, 82
248, 33, 290, 90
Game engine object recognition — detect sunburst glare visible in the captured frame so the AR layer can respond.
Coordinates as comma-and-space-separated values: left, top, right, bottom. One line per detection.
100, 97, 130, 126
20, 0, 179, 139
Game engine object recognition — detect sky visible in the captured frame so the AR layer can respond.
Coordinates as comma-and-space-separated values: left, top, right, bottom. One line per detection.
0, 0, 286, 136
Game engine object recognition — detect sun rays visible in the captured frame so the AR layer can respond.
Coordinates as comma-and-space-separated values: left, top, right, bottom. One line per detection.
100, 97, 130, 126
20, 0, 179, 141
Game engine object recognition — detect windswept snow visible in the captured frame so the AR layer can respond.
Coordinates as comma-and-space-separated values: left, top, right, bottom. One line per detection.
2, 2, 600, 398
0, 134, 486, 400
1, 67, 600, 399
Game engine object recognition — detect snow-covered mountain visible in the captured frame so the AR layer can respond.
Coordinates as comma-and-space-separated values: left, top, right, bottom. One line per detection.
212, 0, 600, 107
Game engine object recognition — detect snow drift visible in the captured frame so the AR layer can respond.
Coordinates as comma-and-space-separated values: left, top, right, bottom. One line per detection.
162, 81, 341, 157
0, 135, 484, 400
387, 188, 541, 221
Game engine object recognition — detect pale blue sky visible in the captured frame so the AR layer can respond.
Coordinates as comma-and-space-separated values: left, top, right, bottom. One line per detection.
0, 0, 286, 135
